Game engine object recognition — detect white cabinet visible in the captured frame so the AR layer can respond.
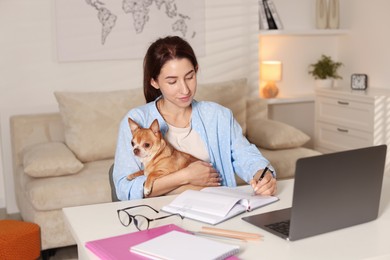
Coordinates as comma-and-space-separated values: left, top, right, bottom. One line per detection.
315, 88, 390, 172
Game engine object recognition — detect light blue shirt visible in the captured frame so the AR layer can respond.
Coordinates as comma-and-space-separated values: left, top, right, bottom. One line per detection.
113, 98, 271, 200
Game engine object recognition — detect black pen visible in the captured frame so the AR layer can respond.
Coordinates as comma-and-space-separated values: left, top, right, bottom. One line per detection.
252, 166, 269, 195
258, 167, 269, 181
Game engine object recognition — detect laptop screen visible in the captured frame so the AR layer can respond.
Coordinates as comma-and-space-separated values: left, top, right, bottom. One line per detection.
243, 145, 387, 241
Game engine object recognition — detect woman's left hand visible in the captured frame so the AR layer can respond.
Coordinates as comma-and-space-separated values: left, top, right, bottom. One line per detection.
250, 171, 277, 196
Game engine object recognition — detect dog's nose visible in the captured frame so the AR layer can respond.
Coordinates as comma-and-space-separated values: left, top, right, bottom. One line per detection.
133, 148, 140, 156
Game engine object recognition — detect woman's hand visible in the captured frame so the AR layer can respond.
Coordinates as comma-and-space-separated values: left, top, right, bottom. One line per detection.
147, 161, 220, 197
250, 171, 277, 196
185, 161, 221, 187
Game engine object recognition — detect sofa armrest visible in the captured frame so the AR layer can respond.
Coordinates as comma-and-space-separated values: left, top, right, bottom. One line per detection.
10, 113, 65, 171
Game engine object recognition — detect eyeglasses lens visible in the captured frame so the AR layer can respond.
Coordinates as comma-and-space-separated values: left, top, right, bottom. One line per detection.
133, 215, 149, 230
118, 210, 132, 226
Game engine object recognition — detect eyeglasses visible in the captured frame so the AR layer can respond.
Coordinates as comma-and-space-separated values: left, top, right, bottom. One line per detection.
117, 204, 183, 231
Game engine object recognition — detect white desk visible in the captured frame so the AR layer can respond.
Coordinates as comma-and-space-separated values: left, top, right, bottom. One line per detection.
63, 178, 390, 260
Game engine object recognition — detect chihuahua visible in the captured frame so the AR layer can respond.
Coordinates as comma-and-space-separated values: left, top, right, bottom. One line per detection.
127, 118, 203, 196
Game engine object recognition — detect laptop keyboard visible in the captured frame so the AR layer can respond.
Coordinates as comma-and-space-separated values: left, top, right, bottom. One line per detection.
265, 220, 290, 236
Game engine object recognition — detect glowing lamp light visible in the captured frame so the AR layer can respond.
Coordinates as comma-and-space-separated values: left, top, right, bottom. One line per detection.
261, 61, 282, 98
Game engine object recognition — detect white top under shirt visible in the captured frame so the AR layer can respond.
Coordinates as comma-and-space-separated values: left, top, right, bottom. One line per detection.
165, 122, 210, 162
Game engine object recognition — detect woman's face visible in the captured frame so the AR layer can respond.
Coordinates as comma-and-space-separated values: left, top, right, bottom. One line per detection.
151, 58, 197, 109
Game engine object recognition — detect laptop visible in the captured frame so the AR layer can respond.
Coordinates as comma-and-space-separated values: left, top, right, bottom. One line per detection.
242, 145, 387, 241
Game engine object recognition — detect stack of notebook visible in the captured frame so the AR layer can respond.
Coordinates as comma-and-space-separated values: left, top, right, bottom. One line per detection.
86, 224, 240, 260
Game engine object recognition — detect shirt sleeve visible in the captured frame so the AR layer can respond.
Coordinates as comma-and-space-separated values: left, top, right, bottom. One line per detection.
193, 101, 275, 186
229, 110, 274, 183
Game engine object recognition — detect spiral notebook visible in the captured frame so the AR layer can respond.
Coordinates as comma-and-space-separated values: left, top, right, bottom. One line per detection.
130, 230, 240, 260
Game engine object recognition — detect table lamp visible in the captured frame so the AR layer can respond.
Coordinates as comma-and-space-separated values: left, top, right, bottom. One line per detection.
261, 61, 282, 98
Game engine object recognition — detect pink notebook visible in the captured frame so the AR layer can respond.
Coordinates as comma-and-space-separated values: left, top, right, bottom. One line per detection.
85, 224, 239, 260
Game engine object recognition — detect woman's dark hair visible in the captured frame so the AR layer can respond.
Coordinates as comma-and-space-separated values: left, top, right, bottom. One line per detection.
143, 36, 198, 103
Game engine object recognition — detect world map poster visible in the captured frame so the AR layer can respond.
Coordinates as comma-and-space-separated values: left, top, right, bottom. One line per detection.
55, 0, 205, 61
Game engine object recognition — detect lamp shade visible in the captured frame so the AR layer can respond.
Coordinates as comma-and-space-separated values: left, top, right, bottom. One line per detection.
261, 61, 282, 81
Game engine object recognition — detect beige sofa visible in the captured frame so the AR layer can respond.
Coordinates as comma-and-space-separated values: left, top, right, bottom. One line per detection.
10, 78, 320, 250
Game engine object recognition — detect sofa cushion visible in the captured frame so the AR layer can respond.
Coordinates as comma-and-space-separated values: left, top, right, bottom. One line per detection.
247, 118, 310, 149
23, 142, 83, 178
54, 89, 145, 162
23, 159, 113, 211
196, 78, 247, 134
260, 147, 322, 179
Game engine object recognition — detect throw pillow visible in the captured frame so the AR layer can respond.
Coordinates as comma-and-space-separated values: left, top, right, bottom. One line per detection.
247, 118, 310, 149
23, 142, 84, 178
196, 78, 247, 134
54, 89, 145, 162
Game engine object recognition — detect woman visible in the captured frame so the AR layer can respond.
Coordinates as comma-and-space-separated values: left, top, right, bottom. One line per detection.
113, 36, 277, 200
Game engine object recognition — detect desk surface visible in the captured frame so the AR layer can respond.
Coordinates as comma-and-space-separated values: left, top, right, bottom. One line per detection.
63, 178, 390, 260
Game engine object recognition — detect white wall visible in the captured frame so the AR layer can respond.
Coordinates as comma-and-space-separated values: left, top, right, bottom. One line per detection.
267, 0, 390, 94
0, 0, 259, 213
260, 0, 346, 97
339, 0, 390, 89
260, 35, 339, 96
259, 0, 390, 148
2, 0, 390, 213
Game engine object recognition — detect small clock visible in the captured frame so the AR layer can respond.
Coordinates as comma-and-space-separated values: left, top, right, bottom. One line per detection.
351, 74, 368, 90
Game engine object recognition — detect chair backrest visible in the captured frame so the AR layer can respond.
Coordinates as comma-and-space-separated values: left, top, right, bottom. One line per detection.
109, 164, 120, 202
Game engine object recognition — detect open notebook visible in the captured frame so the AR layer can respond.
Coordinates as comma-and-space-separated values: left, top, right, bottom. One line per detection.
162, 185, 279, 225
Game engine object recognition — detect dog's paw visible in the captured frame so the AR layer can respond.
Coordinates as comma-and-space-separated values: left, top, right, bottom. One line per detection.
127, 174, 136, 180
127, 170, 144, 181
143, 187, 151, 197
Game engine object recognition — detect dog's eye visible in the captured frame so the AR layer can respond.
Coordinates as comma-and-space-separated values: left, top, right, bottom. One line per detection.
144, 143, 150, 148
131, 141, 134, 147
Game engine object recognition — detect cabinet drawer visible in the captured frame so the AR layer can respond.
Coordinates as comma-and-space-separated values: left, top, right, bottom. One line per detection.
316, 96, 374, 132
315, 122, 373, 151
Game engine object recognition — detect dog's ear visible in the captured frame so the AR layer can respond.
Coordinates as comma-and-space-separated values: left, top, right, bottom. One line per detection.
150, 119, 161, 136
128, 118, 140, 134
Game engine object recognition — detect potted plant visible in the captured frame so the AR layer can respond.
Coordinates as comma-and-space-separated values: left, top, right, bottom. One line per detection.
308, 54, 343, 88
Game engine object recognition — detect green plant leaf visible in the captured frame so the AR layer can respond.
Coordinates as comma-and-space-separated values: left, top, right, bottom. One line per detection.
308, 55, 343, 80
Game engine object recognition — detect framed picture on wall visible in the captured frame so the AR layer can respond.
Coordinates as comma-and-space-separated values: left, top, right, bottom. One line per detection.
54, 0, 205, 62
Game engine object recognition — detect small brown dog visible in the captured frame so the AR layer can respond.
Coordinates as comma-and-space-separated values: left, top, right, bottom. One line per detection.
127, 118, 202, 196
